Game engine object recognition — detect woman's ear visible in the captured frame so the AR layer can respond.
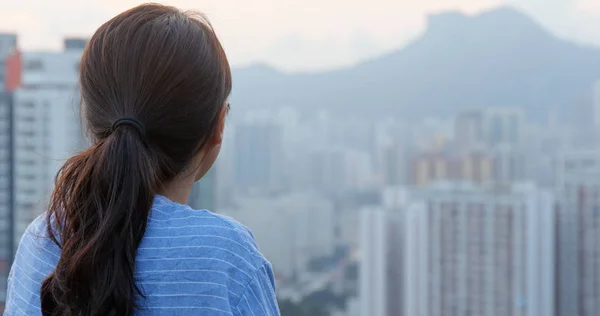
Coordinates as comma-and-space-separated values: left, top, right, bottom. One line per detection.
212, 104, 227, 145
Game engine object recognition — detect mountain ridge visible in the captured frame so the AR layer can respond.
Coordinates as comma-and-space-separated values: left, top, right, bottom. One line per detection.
230, 6, 600, 121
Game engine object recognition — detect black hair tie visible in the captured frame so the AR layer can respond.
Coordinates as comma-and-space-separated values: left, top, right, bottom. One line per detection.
112, 118, 146, 137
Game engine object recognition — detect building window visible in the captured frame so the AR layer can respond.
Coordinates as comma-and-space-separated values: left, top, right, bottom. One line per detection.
20, 160, 35, 166
20, 101, 35, 109
20, 116, 36, 123
24, 59, 44, 71
21, 174, 36, 181
19, 203, 35, 210
22, 189, 36, 195
21, 144, 35, 152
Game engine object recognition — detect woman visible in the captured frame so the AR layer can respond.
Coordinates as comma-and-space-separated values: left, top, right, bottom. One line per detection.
5, 4, 279, 316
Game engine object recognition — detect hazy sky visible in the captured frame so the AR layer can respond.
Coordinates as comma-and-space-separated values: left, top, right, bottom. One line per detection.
1, 0, 599, 71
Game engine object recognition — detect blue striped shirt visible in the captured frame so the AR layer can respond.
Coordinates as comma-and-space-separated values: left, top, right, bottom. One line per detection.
5, 195, 280, 315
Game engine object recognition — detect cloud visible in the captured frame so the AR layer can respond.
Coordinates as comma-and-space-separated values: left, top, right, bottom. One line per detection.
577, 0, 600, 12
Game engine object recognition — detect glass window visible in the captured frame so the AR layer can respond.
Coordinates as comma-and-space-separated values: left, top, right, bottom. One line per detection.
24, 59, 44, 71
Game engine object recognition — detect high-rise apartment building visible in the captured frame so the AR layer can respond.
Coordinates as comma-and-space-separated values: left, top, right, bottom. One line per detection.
359, 208, 388, 316
455, 110, 484, 150
381, 144, 408, 186
234, 122, 283, 192
359, 188, 422, 316
556, 149, 600, 316
0, 33, 17, 308
482, 107, 524, 147
483, 108, 529, 183
12, 41, 84, 246
405, 182, 555, 316
592, 81, 600, 131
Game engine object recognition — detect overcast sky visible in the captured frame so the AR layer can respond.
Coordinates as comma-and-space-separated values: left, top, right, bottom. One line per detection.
1, 0, 599, 71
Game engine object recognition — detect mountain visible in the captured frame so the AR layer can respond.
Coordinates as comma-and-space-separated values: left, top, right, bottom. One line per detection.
230, 6, 600, 120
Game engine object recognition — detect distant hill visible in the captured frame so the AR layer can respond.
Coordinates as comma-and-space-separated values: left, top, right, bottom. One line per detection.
230, 6, 600, 120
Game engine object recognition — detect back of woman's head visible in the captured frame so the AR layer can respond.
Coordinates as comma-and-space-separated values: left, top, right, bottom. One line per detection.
41, 4, 231, 316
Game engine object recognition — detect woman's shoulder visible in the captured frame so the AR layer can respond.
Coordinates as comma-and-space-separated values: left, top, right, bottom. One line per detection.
18, 214, 60, 254
6, 214, 60, 315
17, 214, 62, 262
146, 195, 269, 270
140, 197, 279, 314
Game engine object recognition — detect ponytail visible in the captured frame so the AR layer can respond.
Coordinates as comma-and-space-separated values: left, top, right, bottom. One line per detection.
41, 127, 157, 316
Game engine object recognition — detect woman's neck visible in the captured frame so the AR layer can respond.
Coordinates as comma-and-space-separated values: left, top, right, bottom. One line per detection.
159, 172, 196, 204
159, 148, 215, 205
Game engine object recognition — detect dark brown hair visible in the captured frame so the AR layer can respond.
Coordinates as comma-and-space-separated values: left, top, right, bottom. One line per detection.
40, 4, 232, 315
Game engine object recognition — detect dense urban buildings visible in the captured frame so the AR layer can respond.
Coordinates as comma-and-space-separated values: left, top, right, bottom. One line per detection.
359, 184, 555, 316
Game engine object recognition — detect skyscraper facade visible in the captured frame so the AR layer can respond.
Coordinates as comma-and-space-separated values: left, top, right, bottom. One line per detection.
405, 183, 555, 316
359, 208, 388, 316
556, 149, 600, 316
12, 42, 84, 246
592, 81, 600, 132
0, 33, 17, 308
359, 188, 423, 316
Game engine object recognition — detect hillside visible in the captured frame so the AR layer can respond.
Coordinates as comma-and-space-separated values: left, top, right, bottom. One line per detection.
230, 6, 600, 120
